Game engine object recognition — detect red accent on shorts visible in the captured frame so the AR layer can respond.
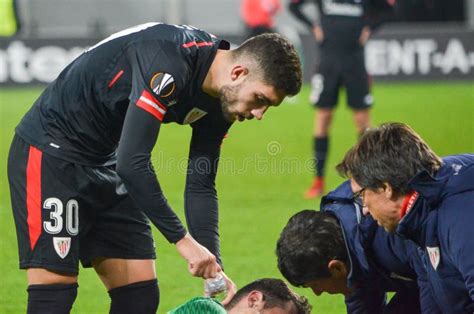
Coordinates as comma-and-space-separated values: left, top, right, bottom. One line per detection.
400, 190, 419, 218
181, 41, 214, 48
108, 70, 124, 88
26, 146, 43, 250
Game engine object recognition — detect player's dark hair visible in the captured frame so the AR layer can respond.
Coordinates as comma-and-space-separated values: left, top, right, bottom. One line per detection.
224, 278, 311, 314
276, 210, 349, 287
336, 122, 442, 195
233, 33, 302, 96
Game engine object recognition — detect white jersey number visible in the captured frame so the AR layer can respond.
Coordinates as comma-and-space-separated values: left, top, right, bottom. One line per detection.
43, 198, 79, 236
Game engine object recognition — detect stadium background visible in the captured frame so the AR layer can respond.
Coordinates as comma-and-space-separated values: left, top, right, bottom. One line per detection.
0, 0, 473, 312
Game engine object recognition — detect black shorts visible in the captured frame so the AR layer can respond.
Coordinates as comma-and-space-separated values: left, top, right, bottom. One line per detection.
310, 48, 373, 110
7, 135, 155, 274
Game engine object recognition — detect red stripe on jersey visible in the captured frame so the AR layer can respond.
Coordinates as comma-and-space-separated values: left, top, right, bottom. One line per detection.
181, 41, 214, 48
136, 99, 164, 121
141, 90, 167, 111
108, 70, 124, 88
136, 90, 167, 121
26, 146, 42, 250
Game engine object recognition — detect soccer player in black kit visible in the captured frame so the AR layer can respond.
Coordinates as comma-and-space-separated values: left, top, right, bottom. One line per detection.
7, 23, 302, 313
289, 0, 377, 198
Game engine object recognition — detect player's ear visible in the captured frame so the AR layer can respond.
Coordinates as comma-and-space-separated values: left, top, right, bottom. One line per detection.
383, 182, 394, 199
246, 290, 265, 309
328, 260, 348, 279
350, 179, 362, 193
230, 65, 249, 81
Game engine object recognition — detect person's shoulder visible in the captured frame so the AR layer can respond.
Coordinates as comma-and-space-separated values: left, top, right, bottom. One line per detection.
374, 227, 418, 261
434, 190, 474, 250
437, 191, 474, 221
145, 24, 214, 45
168, 297, 226, 314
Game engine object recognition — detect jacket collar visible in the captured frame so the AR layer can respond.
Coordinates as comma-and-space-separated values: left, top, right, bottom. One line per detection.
321, 181, 375, 288
397, 154, 474, 246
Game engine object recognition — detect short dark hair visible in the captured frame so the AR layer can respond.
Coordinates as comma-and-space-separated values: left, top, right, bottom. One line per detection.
224, 278, 311, 314
276, 210, 349, 287
233, 33, 302, 96
336, 122, 442, 194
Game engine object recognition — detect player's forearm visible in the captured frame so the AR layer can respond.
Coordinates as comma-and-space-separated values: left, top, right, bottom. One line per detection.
184, 135, 222, 265
116, 155, 187, 243
116, 102, 187, 243
289, 2, 316, 30
363, 4, 394, 32
184, 168, 222, 265
184, 187, 221, 266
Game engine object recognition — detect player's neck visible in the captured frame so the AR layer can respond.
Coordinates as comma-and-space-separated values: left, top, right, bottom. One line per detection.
202, 50, 232, 98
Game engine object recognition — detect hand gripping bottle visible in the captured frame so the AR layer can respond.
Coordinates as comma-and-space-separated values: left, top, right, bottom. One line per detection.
204, 272, 227, 300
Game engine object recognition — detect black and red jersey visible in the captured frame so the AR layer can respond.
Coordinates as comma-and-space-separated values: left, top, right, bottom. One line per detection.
289, 0, 368, 52
16, 23, 231, 166
14, 23, 233, 260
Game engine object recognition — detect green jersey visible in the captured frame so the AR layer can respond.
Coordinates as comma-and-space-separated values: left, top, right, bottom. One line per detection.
168, 297, 226, 314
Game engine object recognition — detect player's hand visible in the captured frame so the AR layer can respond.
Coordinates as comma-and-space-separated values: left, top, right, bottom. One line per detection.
359, 26, 371, 46
175, 233, 221, 278
220, 271, 237, 306
312, 25, 324, 43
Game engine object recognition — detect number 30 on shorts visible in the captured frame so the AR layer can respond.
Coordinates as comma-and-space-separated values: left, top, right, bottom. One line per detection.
43, 197, 79, 236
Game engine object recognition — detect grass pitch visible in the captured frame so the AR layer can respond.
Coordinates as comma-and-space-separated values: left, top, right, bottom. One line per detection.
0, 82, 473, 313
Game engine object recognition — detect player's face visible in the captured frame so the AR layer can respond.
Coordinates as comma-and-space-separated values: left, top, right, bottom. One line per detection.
219, 78, 285, 123
351, 179, 403, 233
304, 275, 351, 296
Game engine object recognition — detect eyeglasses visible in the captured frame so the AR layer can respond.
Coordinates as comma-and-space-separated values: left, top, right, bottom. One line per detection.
352, 187, 366, 207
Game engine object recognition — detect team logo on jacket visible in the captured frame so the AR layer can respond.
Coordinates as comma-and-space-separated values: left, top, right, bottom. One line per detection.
426, 246, 440, 270
150, 72, 176, 101
452, 164, 462, 175
53, 237, 71, 259
183, 108, 208, 124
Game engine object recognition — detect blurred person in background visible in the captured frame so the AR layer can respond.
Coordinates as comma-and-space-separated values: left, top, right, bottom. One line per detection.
391, 0, 465, 22
276, 181, 441, 313
168, 278, 311, 314
7, 23, 302, 314
0, 0, 20, 36
241, 0, 282, 39
337, 122, 474, 312
288, 0, 393, 198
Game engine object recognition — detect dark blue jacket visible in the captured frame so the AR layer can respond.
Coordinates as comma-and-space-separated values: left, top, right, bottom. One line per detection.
321, 181, 439, 313
397, 154, 474, 313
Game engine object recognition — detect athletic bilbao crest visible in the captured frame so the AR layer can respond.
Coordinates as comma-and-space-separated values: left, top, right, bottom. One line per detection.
426, 246, 440, 270
53, 237, 71, 259
150, 72, 176, 101
183, 108, 208, 124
